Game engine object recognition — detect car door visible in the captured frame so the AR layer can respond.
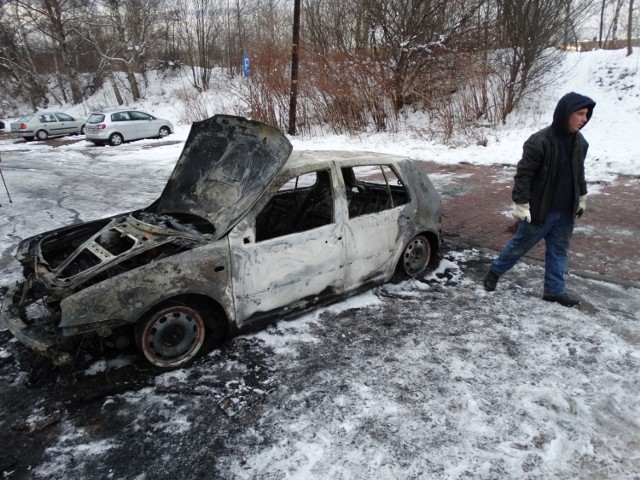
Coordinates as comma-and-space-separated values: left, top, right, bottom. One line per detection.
341, 164, 409, 289
39, 113, 60, 136
129, 111, 156, 139
228, 168, 346, 326
54, 113, 78, 135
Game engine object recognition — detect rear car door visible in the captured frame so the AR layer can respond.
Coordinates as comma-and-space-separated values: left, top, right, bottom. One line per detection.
54, 113, 79, 135
341, 164, 410, 289
228, 168, 346, 325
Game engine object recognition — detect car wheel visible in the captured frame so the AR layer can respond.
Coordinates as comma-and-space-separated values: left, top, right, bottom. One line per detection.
136, 305, 207, 368
158, 126, 171, 138
36, 129, 48, 141
80, 124, 86, 135
399, 234, 432, 278
108, 132, 123, 146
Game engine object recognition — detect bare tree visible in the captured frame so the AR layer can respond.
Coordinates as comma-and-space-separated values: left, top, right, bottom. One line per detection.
493, 0, 595, 122
15, 0, 85, 104
0, 2, 50, 110
81, 0, 166, 102
175, 0, 225, 91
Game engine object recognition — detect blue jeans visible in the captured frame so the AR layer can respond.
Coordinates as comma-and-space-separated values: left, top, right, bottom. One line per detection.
490, 211, 575, 296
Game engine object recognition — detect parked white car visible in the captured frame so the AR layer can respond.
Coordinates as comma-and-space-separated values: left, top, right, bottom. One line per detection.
2, 115, 442, 369
10, 112, 85, 141
85, 108, 174, 146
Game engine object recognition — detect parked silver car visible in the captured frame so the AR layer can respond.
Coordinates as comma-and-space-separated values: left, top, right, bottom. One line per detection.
84, 108, 174, 146
10, 112, 85, 141
2, 115, 442, 369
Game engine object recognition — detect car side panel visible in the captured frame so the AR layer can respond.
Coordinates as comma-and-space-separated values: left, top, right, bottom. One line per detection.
343, 207, 404, 288
228, 214, 346, 326
58, 242, 236, 334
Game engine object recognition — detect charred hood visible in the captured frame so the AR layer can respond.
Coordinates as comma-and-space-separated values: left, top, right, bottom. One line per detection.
149, 115, 293, 238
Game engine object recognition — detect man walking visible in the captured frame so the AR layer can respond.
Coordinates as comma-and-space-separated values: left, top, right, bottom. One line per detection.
483, 92, 596, 307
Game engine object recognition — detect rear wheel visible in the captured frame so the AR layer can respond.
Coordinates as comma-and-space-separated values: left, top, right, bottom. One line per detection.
136, 305, 206, 368
399, 235, 432, 278
109, 132, 123, 146
36, 129, 48, 141
158, 126, 170, 138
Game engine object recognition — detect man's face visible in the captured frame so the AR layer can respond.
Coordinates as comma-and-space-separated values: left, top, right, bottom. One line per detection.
568, 108, 589, 133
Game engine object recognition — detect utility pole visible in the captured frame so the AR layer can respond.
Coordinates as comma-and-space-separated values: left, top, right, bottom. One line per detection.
288, 0, 301, 135
627, 0, 634, 56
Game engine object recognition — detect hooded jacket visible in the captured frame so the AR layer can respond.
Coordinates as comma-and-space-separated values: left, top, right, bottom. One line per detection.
512, 92, 596, 225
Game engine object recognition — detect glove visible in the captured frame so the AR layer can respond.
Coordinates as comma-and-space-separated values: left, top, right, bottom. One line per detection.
512, 203, 531, 223
576, 195, 586, 218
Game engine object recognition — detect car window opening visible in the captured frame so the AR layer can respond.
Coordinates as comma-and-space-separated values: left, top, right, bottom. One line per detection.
342, 165, 409, 218
256, 170, 334, 242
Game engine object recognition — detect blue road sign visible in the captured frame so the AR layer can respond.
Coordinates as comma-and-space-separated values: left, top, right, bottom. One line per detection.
242, 55, 251, 77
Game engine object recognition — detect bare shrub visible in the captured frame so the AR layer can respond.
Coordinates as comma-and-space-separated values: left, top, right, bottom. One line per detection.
303, 53, 398, 134
243, 44, 293, 132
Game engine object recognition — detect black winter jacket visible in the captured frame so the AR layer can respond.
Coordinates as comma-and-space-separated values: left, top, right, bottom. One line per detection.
512, 92, 595, 225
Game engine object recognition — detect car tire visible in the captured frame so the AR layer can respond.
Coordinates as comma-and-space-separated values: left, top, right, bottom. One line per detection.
36, 129, 48, 141
398, 234, 432, 278
158, 126, 171, 138
108, 132, 124, 146
80, 124, 86, 135
136, 304, 210, 368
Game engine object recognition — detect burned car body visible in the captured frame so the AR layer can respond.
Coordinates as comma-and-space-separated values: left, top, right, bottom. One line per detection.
2, 115, 442, 368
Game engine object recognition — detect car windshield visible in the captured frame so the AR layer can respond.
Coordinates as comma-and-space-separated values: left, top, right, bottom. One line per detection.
88, 114, 106, 123
19, 114, 35, 122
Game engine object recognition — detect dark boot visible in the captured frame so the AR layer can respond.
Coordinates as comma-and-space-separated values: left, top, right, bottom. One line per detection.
483, 270, 500, 292
542, 292, 580, 307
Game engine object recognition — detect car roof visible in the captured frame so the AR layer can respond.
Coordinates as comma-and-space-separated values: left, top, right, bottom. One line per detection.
285, 150, 409, 171
91, 107, 138, 114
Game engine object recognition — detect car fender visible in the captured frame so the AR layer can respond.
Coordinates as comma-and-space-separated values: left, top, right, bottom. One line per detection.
58, 242, 235, 336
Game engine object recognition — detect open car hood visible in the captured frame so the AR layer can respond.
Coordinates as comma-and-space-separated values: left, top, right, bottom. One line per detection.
150, 115, 293, 238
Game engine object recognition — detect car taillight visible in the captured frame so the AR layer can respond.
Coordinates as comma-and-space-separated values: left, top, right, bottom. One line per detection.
20, 123, 27, 129
98, 124, 106, 129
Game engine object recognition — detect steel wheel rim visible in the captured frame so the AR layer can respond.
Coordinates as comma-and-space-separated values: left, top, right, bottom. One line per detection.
402, 235, 430, 277
141, 306, 205, 367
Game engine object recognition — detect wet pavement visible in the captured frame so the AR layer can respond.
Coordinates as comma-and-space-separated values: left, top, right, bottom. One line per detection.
422, 161, 640, 286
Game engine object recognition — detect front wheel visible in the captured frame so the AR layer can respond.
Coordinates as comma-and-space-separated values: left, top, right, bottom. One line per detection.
109, 132, 124, 146
399, 235, 432, 278
36, 129, 48, 141
158, 126, 171, 138
136, 305, 206, 368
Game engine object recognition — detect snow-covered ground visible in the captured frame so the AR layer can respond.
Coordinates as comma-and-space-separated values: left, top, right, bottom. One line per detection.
0, 48, 639, 479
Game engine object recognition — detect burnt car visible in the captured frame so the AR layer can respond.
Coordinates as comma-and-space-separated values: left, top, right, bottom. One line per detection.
1, 115, 442, 369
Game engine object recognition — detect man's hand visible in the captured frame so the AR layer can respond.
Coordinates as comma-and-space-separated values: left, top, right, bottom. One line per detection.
512, 203, 531, 223
576, 195, 587, 218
